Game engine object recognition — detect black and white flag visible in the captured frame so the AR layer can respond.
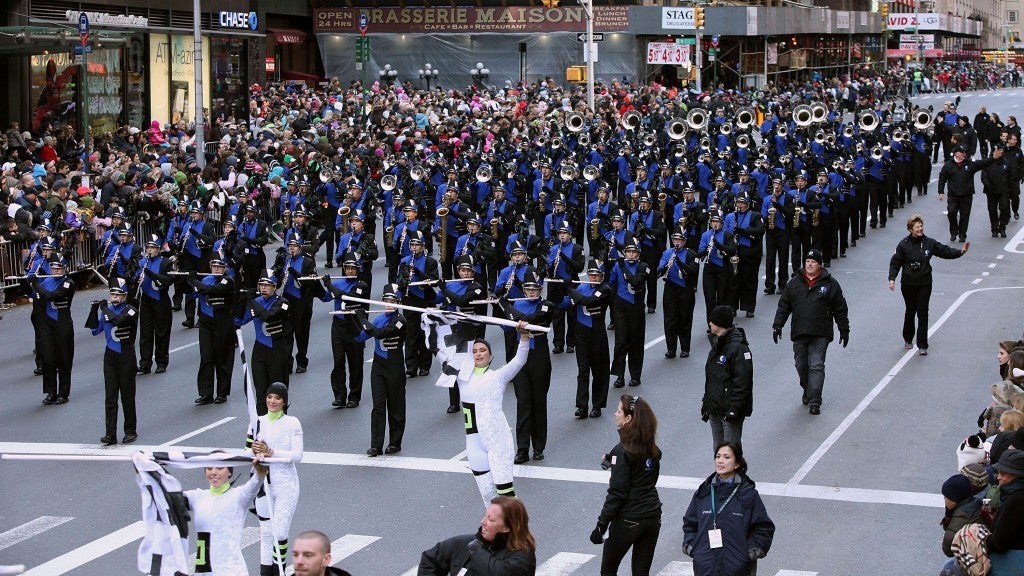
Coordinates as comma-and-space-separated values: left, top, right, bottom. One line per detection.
422, 311, 475, 388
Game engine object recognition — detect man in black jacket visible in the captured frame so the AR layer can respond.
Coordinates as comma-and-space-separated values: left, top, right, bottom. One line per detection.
291, 531, 352, 576
937, 145, 999, 242
772, 249, 850, 415
702, 305, 754, 450
982, 144, 1012, 237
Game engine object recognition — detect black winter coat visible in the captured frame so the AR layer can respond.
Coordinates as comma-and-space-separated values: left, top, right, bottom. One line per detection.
773, 269, 850, 342
418, 529, 537, 576
937, 156, 997, 196
702, 327, 754, 417
682, 473, 776, 576
597, 441, 662, 526
982, 157, 1012, 196
888, 234, 963, 286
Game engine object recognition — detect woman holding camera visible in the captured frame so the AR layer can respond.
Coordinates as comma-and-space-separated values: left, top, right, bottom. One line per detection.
888, 214, 968, 356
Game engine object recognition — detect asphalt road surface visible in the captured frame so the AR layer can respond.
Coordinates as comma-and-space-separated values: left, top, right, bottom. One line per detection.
2, 87, 1024, 576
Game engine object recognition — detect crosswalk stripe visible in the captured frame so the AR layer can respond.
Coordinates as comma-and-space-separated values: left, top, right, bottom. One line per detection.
0, 516, 73, 552
536, 552, 594, 575
398, 568, 418, 576
285, 535, 381, 575
656, 561, 695, 576
776, 571, 817, 576
20, 521, 144, 576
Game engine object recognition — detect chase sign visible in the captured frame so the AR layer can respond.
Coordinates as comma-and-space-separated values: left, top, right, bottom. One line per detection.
219, 11, 258, 30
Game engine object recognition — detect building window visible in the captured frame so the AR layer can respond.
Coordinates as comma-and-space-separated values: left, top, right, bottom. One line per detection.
1010, 10, 1019, 23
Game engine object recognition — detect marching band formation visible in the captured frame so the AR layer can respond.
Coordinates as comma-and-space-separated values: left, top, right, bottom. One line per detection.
18, 85, 1000, 460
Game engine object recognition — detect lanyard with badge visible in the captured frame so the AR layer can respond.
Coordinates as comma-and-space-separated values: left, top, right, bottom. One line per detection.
707, 482, 740, 549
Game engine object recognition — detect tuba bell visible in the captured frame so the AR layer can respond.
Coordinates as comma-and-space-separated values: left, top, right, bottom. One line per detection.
410, 165, 427, 181
667, 118, 687, 140
380, 174, 398, 191
476, 165, 492, 183
560, 164, 578, 181
318, 167, 334, 184
583, 164, 601, 181
810, 101, 828, 124
859, 110, 879, 132
565, 112, 586, 133
686, 108, 708, 131
735, 107, 755, 130
622, 110, 642, 131
913, 109, 932, 131
793, 105, 813, 127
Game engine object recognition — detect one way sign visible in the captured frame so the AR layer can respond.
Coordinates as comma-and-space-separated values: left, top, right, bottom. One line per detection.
576, 32, 604, 42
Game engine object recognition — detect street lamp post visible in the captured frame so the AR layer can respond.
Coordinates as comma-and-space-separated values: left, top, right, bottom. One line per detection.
470, 62, 490, 89
418, 63, 440, 91
379, 64, 398, 86
579, 0, 596, 113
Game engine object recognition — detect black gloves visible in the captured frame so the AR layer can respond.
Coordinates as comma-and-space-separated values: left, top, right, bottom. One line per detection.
748, 548, 765, 561
772, 327, 782, 344
700, 408, 710, 423
321, 274, 331, 285
682, 543, 693, 557
589, 523, 607, 545
724, 411, 740, 423
839, 331, 849, 348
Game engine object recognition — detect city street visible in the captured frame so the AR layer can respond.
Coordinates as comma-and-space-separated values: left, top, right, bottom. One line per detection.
2, 87, 1024, 576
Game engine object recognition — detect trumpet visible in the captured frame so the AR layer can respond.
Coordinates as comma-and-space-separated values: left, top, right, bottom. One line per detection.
551, 137, 563, 150
843, 125, 855, 138
579, 133, 590, 147
673, 143, 687, 158
735, 134, 750, 149
814, 131, 826, 144
642, 133, 657, 147
871, 146, 884, 160
720, 122, 732, 136
777, 125, 788, 137
667, 118, 687, 140
825, 134, 836, 146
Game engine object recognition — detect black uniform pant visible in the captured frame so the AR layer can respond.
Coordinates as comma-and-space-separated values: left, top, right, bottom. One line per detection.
40, 316, 74, 398
370, 358, 407, 450
599, 516, 662, 576
286, 296, 313, 371
197, 312, 234, 398
946, 194, 973, 240
138, 294, 171, 371
764, 228, 789, 290
611, 299, 646, 382
318, 224, 336, 266
732, 247, 761, 313
403, 307, 431, 373
894, 161, 913, 206
987, 193, 1011, 233
548, 282, 575, 349
663, 282, 696, 355
330, 320, 365, 403
104, 347, 137, 437
701, 263, 732, 321
31, 302, 44, 370
912, 152, 931, 195
835, 202, 851, 255
818, 217, 836, 263
252, 339, 290, 415
575, 322, 610, 411
174, 252, 201, 321
901, 282, 932, 350
855, 190, 869, 236
641, 248, 660, 310
513, 344, 551, 454
867, 177, 887, 226
241, 253, 266, 292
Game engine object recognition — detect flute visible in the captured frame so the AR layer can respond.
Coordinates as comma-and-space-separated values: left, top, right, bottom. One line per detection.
469, 297, 532, 305
7, 273, 65, 280
298, 275, 358, 281
408, 279, 439, 286
167, 271, 220, 276
329, 308, 391, 315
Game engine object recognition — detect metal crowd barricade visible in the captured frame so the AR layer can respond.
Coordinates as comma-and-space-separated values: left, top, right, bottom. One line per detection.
0, 229, 99, 293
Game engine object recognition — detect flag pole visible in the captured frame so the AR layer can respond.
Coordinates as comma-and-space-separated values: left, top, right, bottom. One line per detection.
340, 295, 552, 333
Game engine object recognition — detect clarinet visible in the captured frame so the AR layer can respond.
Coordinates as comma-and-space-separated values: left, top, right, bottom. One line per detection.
552, 243, 562, 279
180, 222, 193, 256
135, 254, 150, 300
504, 263, 517, 294
281, 254, 292, 293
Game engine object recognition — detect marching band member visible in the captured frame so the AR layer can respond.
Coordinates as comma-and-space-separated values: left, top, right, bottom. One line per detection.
761, 177, 793, 295
628, 193, 666, 314
398, 230, 440, 378
698, 212, 737, 326
32, 255, 75, 405
354, 283, 409, 456
546, 222, 585, 355
336, 209, 378, 290
276, 235, 322, 374
88, 277, 140, 445
319, 251, 369, 409
658, 226, 699, 359
188, 258, 236, 405
236, 269, 293, 415
608, 239, 649, 389
437, 254, 488, 413
568, 259, 612, 418
724, 194, 765, 317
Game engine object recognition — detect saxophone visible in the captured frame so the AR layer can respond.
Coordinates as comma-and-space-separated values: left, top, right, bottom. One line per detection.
729, 235, 740, 275
768, 193, 778, 230
385, 209, 397, 248
793, 201, 802, 229
491, 201, 500, 238
590, 218, 600, 241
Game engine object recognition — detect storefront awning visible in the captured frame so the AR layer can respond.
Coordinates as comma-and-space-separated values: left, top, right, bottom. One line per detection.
268, 28, 305, 44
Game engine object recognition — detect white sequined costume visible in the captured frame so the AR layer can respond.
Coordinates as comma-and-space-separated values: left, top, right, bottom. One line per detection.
457, 338, 529, 506
254, 412, 303, 571
185, 474, 263, 576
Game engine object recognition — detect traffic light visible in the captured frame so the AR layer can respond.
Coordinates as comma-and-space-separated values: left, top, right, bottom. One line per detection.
694, 6, 705, 29
880, 3, 888, 20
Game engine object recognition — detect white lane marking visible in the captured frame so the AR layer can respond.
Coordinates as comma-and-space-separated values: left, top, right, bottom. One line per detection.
536, 552, 594, 576
20, 521, 144, 576
449, 450, 467, 461
776, 572, 819, 576
644, 335, 666, 350
997, 254, 1005, 259
0, 517, 73, 551
159, 417, 236, 447
982, 272, 990, 276
0, 442, 945, 508
169, 341, 199, 354
972, 278, 983, 284
657, 561, 696, 576
399, 568, 417, 576
987, 263, 997, 268
1003, 222, 1024, 253
285, 535, 381, 575
789, 286, 1024, 485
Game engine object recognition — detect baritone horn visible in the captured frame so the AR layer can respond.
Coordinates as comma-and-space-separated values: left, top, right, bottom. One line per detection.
622, 110, 642, 131
793, 105, 813, 127
667, 118, 687, 140
686, 108, 708, 131
565, 112, 586, 133
560, 164, 578, 181
410, 165, 427, 181
583, 164, 601, 181
913, 109, 932, 131
735, 107, 755, 130
859, 111, 879, 132
476, 165, 492, 183
318, 167, 334, 183
578, 133, 590, 147
380, 174, 398, 191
